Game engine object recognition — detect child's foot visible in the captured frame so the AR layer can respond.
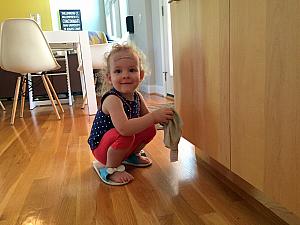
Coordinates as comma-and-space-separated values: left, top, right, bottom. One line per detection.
122, 151, 152, 167
109, 170, 134, 183
92, 160, 134, 185
136, 154, 151, 164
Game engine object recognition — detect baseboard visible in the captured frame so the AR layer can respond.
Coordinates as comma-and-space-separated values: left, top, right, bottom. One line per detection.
195, 147, 300, 225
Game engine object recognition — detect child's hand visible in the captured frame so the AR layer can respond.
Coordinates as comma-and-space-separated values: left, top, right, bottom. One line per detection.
151, 108, 174, 124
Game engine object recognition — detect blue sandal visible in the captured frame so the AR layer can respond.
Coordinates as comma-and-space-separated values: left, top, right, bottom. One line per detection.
122, 151, 152, 167
92, 161, 130, 186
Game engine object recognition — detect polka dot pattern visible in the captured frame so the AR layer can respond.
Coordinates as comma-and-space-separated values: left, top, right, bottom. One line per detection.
88, 88, 141, 150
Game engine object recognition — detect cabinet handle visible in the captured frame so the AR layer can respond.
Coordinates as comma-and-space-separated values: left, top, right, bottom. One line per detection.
168, 0, 180, 3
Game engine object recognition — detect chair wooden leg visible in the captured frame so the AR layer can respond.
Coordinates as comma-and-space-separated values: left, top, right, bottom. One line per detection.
0, 101, 5, 111
44, 75, 64, 113
41, 75, 61, 120
20, 75, 27, 118
10, 76, 22, 125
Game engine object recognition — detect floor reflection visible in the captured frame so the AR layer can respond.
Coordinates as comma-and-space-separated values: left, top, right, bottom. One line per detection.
177, 137, 197, 182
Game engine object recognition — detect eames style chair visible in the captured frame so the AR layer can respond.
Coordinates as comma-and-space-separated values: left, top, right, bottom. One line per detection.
0, 18, 64, 125
27, 45, 74, 110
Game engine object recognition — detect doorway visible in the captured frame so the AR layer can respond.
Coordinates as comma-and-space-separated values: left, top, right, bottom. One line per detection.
161, 0, 174, 96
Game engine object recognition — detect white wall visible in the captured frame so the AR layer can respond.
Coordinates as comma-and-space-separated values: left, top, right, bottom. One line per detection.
151, 0, 165, 95
49, 0, 164, 94
126, 0, 166, 94
127, 0, 156, 93
49, 0, 163, 94
49, 0, 106, 31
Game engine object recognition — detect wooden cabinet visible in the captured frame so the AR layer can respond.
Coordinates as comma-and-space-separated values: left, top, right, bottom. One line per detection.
171, 0, 300, 218
171, 0, 195, 145
171, 0, 230, 168
230, 0, 300, 216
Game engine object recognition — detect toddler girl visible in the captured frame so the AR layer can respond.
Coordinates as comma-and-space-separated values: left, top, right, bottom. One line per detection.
88, 43, 173, 185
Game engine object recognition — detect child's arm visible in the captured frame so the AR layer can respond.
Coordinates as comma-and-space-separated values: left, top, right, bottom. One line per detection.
137, 91, 150, 116
102, 95, 173, 136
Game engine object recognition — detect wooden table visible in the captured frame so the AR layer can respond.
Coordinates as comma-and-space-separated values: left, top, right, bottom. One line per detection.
43, 31, 97, 115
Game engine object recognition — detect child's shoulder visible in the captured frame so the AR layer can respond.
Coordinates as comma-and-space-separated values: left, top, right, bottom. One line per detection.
101, 88, 120, 101
102, 92, 124, 107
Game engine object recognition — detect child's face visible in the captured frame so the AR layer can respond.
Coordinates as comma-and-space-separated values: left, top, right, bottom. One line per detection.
108, 49, 144, 98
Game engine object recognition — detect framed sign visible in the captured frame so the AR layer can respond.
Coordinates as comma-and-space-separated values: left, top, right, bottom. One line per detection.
59, 9, 82, 31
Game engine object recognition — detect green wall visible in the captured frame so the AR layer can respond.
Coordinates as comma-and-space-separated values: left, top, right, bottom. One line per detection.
0, 0, 52, 30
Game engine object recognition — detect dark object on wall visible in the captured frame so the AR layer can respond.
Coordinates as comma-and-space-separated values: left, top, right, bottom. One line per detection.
59, 9, 82, 31
126, 16, 134, 34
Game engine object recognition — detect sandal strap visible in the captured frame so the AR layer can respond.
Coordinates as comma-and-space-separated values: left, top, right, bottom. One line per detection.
106, 165, 125, 175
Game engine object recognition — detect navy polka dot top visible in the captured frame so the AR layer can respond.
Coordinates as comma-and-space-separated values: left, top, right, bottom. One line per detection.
88, 88, 141, 150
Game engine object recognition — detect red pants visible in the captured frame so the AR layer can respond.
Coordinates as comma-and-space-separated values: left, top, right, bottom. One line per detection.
92, 125, 156, 164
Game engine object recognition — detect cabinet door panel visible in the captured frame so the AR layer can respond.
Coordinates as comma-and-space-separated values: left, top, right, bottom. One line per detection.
171, 0, 230, 168
230, 0, 300, 216
171, 0, 197, 144
230, 0, 267, 190
192, 0, 230, 168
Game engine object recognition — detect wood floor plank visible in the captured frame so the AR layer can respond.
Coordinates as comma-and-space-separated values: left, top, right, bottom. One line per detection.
13, 177, 51, 225
0, 96, 282, 225
201, 213, 230, 225
111, 187, 138, 225
94, 185, 118, 225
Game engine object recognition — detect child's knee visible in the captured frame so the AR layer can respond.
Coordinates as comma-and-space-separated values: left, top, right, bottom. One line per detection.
111, 135, 135, 150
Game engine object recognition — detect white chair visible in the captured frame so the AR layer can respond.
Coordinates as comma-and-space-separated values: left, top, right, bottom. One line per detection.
80, 43, 113, 109
28, 45, 74, 109
0, 18, 64, 125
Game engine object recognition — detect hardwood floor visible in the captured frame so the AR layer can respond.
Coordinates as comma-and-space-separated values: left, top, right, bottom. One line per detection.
0, 95, 279, 225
